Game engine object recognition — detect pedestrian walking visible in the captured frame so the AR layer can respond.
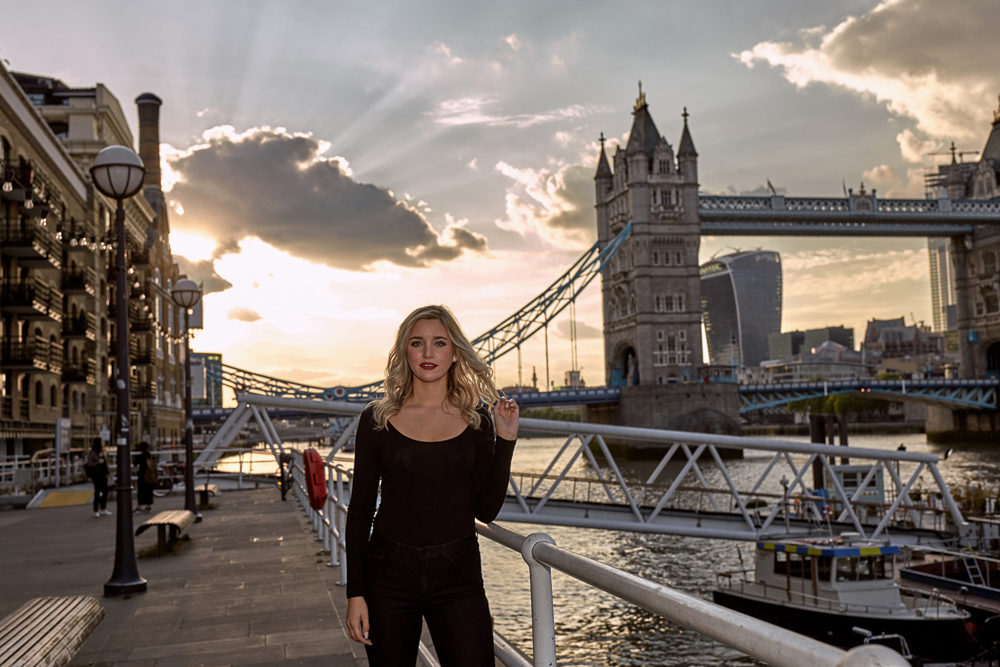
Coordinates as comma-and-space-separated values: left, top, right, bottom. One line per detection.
135, 441, 156, 512
85, 437, 111, 517
345, 304, 519, 666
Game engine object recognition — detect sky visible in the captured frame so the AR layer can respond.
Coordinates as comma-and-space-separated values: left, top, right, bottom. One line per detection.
2, 0, 999, 392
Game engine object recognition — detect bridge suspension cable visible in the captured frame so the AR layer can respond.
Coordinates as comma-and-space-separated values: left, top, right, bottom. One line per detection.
208, 221, 633, 401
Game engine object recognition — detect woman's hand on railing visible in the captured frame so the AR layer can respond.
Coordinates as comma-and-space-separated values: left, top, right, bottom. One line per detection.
346, 596, 371, 645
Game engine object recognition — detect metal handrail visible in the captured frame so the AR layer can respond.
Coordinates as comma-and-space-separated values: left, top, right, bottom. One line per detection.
287, 450, 908, 666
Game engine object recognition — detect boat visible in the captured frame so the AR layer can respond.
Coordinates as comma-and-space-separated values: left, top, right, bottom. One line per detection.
713, 534, 977, 663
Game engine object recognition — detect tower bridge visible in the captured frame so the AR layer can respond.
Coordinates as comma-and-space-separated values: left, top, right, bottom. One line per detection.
198, 89, 1000, 437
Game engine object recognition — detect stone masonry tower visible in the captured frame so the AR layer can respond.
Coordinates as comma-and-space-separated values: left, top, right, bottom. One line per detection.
595, 86, 703, 388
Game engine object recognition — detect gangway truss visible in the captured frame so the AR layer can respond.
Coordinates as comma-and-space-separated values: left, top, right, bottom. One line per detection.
199, 393, 969, 548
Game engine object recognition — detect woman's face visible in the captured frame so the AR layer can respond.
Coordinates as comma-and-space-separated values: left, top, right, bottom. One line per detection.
406, 318, 454, 385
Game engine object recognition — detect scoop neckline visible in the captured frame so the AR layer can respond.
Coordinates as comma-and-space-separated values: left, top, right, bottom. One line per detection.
387, 420, 470, 443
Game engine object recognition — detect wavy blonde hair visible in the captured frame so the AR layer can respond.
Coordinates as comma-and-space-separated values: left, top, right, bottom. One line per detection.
373, 305, 499, 430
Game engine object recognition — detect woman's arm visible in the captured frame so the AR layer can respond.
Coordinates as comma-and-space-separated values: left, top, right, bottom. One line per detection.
473, 400, 519, 523
344, 407, 380, 599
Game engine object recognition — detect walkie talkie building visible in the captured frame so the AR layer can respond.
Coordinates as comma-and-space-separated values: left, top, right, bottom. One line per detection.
700, 250, 782, 368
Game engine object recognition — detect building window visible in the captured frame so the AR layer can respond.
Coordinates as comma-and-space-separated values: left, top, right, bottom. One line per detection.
652, 251, 659, 265
985, 288, 1000, 313
675, 251, 683, 264
984, 251, 997, 276
651, 190, 658, 205
659, 160, 668, 174
35, 381, 44, 405
50, 385, 57, 407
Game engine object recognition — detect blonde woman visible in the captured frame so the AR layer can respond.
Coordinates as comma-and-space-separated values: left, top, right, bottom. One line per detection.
345, 305, 519, 666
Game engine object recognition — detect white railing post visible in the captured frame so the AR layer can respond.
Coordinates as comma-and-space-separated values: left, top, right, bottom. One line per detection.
521, 532, 557, 667
338, 470, 350, 586
326, 470, 336, 565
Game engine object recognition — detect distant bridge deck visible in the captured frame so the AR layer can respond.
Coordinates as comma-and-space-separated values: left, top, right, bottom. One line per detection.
698, 195, 1000, 236
193, 377, 998, 423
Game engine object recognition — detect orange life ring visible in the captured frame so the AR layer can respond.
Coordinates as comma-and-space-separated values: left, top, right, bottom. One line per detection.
303, 448, 328, 511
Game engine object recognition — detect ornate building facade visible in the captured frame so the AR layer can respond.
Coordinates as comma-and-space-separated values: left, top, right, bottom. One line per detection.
1, 63, 187, 461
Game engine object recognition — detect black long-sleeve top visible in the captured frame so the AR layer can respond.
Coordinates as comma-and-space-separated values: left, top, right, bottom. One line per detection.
345, 404, 516, 598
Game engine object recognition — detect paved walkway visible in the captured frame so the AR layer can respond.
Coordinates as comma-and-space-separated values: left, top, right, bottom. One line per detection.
0, 487, 366, 666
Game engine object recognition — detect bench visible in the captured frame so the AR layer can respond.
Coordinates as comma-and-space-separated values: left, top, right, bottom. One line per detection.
0, 596, 104, 667
135, 509, 196, 555
193, 483, 219, 505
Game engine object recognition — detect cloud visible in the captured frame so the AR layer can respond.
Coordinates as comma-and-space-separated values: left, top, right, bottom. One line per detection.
504, 34, 522, 52
164, 126, 488, 270
431, 96, 610, 129
737, 0, 1000, 148
174, 256, 233, 295
895, 128, 944, 165
431, 41, 465, 66
494, 161, 596, 247
862, 164, 897, 184
708, 183, 788, 196
227, 306, 262, 322
555, 318, 602, 340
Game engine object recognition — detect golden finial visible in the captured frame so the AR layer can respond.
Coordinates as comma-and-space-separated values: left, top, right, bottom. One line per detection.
634, 81, 647, 112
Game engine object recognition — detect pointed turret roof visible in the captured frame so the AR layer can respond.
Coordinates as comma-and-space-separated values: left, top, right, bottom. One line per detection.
595, 132, 612, 179
981, 94, 1000, 164
678, 107, 697, 158
625, 81, 660, 156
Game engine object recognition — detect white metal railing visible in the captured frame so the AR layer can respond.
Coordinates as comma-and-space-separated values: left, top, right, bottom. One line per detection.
216, 394, 968, 545
289, 450, 909, 667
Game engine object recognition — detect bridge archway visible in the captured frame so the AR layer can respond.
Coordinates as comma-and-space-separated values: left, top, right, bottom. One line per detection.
610, 341, 638, 387
985, 341, 1000, 379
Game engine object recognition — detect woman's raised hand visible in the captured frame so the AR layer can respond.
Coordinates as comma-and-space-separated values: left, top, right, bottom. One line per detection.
494, 397, 519, 441
346, 596, 371, 645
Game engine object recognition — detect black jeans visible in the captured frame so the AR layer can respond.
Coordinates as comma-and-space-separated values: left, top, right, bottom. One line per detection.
363, 532, 494, 667
92, 476, 108, 511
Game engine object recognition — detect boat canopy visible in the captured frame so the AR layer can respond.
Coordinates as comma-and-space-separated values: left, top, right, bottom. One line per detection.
757, 541, 900, 558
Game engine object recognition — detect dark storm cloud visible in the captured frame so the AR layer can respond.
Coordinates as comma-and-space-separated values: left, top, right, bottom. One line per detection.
174, 256, 233, 295
167, 127, 488, 270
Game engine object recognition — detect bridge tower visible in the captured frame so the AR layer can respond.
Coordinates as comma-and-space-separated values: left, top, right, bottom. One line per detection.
595, 86, 703, 388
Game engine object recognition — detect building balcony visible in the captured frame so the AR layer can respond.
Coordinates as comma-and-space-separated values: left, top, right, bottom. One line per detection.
61, 267, 97, 296
132, 248, 150, 266
134, 347, 155, 365
1, 397, 30, 420
108, 334, 139, 359
0, 278, 64, 322
62, 312, 97, 340
134, 380, 157, 399
1, 336, 63, 374
62, 360, 97, 385
1, 221, 62, 269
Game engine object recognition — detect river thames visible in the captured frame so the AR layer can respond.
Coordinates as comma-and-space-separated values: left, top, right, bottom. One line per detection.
478, 432, 999, 667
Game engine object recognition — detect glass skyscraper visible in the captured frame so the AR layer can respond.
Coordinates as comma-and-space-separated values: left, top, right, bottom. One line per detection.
927, 238, 956, 332
700, 250, 782, 367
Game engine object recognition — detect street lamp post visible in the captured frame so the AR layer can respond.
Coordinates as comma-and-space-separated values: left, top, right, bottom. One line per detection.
91, 145, 147, 597
171, 278, 202, 522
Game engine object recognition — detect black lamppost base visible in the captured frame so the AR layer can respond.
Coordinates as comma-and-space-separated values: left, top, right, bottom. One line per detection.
104, 578, 148, 597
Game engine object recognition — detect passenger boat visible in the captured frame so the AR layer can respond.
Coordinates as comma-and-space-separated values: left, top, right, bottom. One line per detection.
713, 535, 977, 662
